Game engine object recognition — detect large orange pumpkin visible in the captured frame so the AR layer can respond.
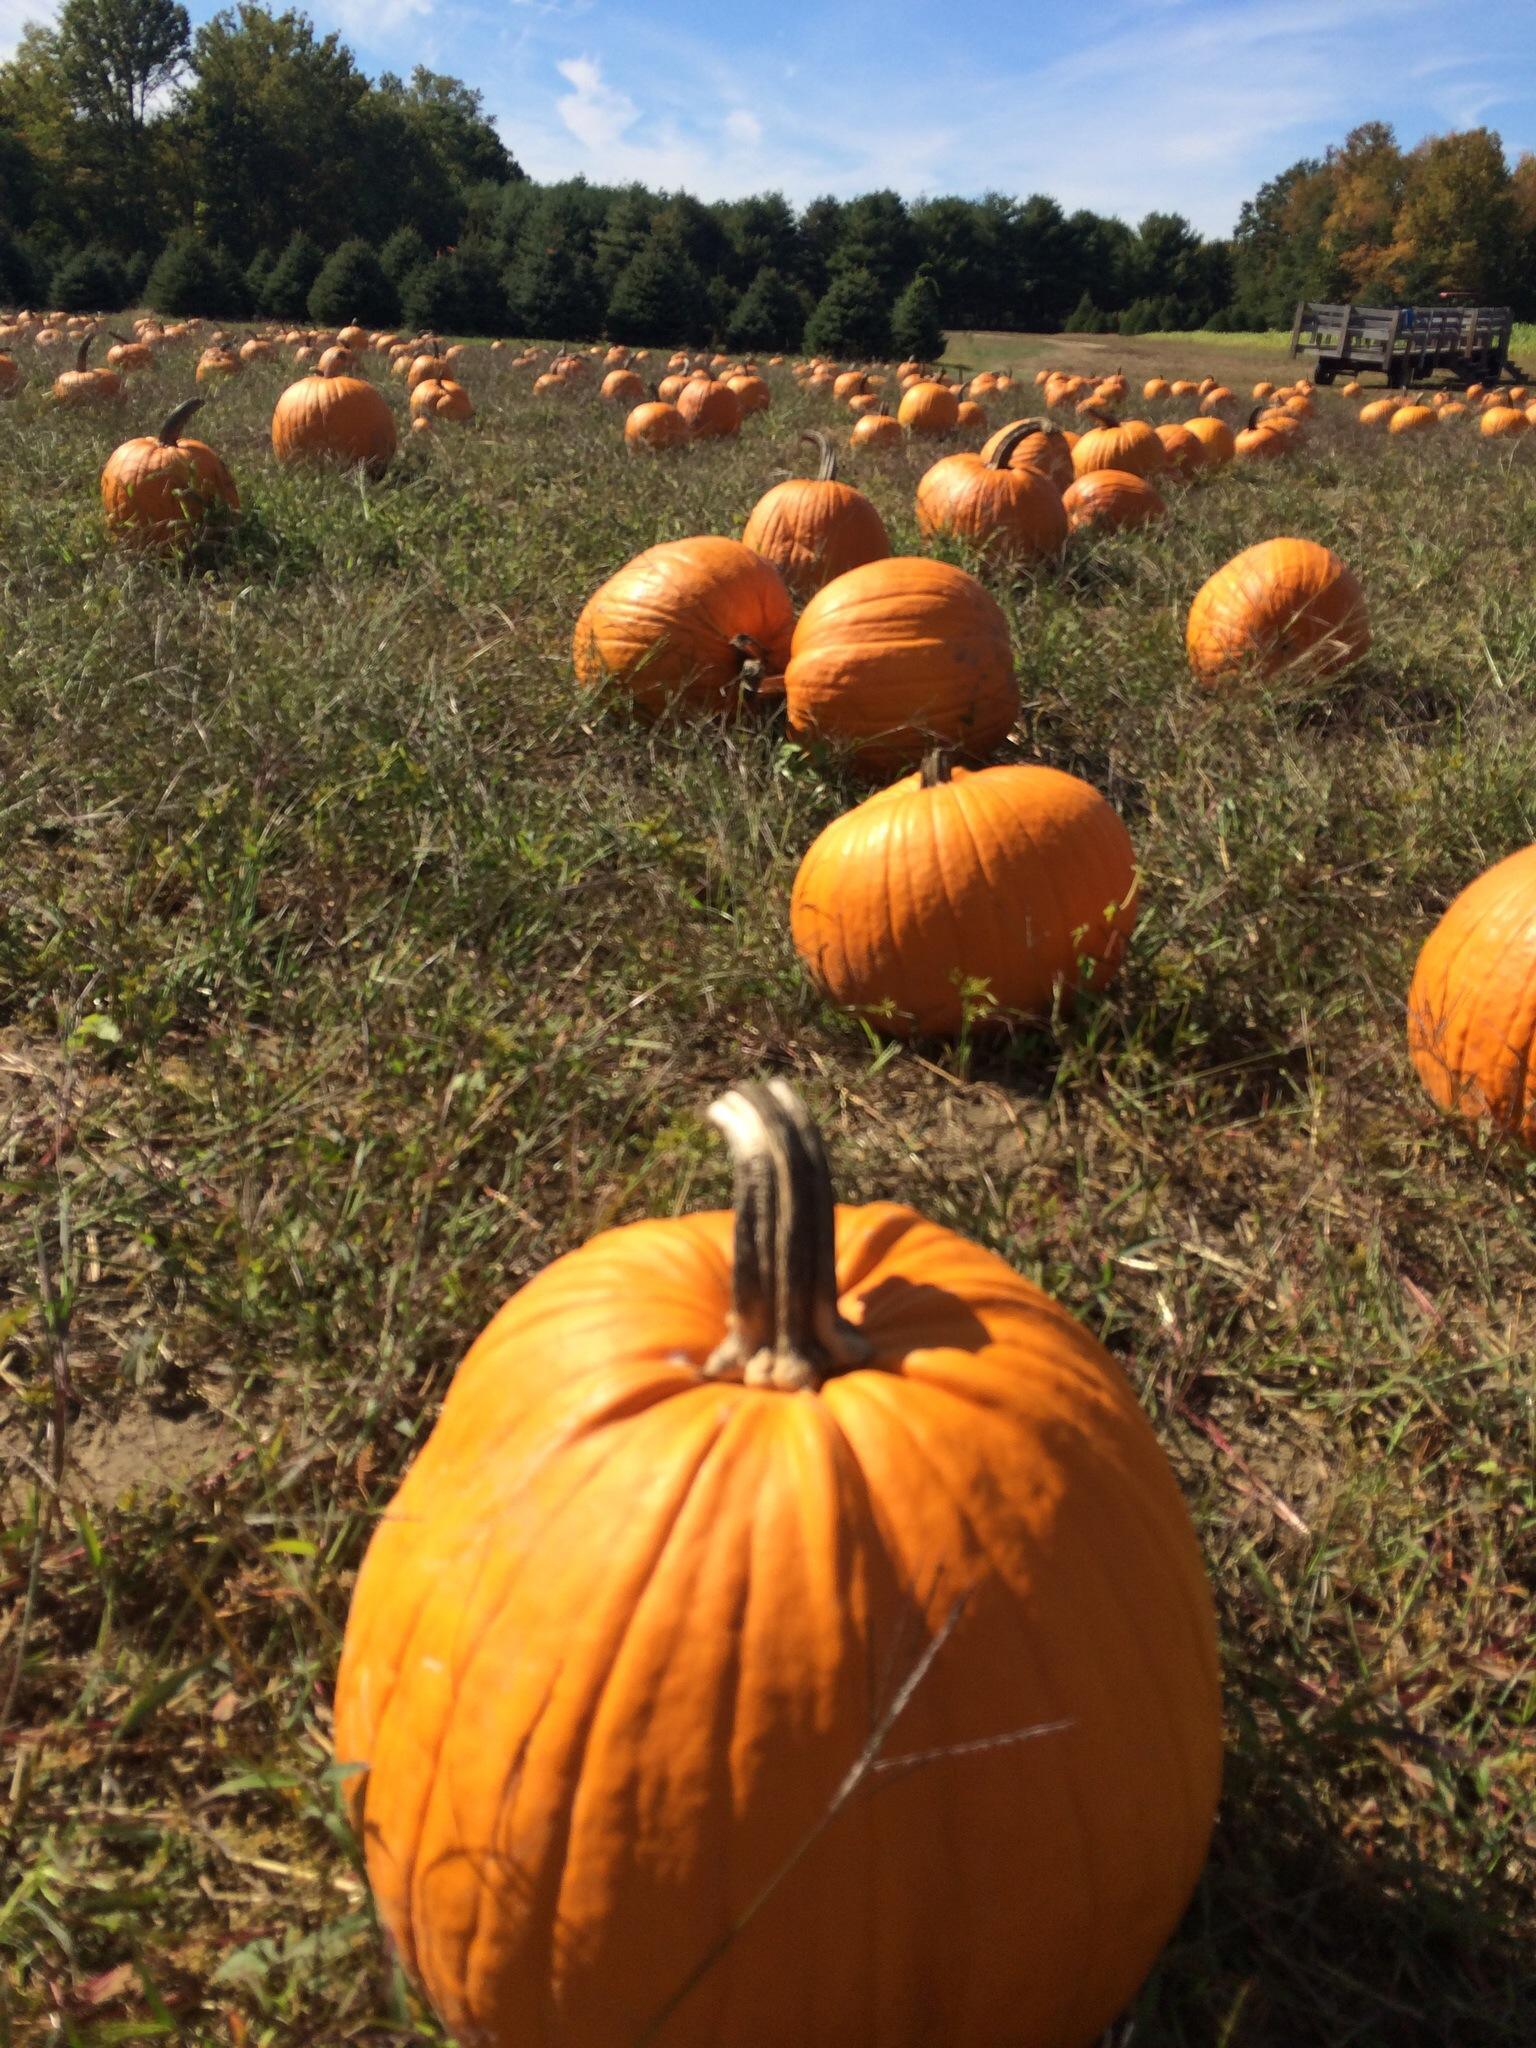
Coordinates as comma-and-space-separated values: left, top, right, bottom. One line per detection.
792, 752, 1138, 1036
1062, 470, 1165, 534
624, 399, 688, 451
741, 431, 891, 600
1407, 843, 1536, 1150
678, 378, 742, 440
1070, 411, 1166, 480
1185, 538, 1368, 689
271, 372, 397, 476
913, 422, 1068, 565
978, 416, 1074, 490
53, 335, 122, 407
1181, 416, 1235, 466
335, 1077, 1222, 2048
782, 557, 1017, 776
100, 396, 239, 548
572, 537, 794, 717
897, 379, 960, 437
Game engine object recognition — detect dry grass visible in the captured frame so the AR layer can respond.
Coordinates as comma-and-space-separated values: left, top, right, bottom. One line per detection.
1, 330, 1533, 2047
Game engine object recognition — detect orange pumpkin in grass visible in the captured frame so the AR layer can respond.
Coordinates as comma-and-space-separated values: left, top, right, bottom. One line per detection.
898, 379, 960, 437
1234, 406, 1297, 461
727, 373, 771, 415
240, 336, 278, 364
979, 416, 1074, 490
1155, 422, 1204, 477
602, 367, 646, 405
792, 752, 1140, 1037
335, 1074, 1222, 2048
107, 331, 155, 372
572, 537, 794, 717
1143, 376, 1170, 400
624, 399, 688, 451
1479, 405, 1529, 439
100, 397, 238, 548
271, 370, 396, 476
0, 352, 20, 398
407, 347, 453, 391
850, 408, 902, 451
833, 369, 868, 400
54, 336, 122, 406
1181, 415, 1235, 466
1407, 842, 1536, 1151
1186, 539, 1368, 689
409, 378, 474, 423
1063, 470, 1165, 533
1358, 397, 1400, 427
956, 397, 988, 432
783, 556, 1017, 776
1198, 386, 1236, 415
678, 377, 742, 439
914, 421, 1069, 565
1388, 402, 1437, 435
1071, 410, 1166, 480
742, 431, 891, 600
196, 344, 241, 384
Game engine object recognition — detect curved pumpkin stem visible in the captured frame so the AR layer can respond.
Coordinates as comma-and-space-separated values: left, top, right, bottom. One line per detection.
920, 748, 955, 787
75, 335, 92, 373
703, 1081, 872, 1392
158, 396, 205, 446
985, 421, 1043, 471
800, 428, 837, 482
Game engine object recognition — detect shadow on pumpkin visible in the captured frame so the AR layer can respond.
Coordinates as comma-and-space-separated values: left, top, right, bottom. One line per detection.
852, 1276, 993, 1355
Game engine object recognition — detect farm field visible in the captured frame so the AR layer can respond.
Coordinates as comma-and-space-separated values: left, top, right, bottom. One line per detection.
2, 325, 1535, 2048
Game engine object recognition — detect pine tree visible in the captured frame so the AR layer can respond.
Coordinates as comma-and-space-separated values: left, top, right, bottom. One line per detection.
888, 267, 944, 361
1062, 290, 1104, 333
605, 241, 709, 346
52, 245, 132, 313
380, 225, 431, 286
802, 267, 891, 359
400, 256, 466, 334
245, 246, 276, 310
308, 238, 398, 326
0, 229, 48, 308
147, 233, 237, 316
210, 245, 254, 317
725, 265, 804, 352
263, 232, 325, 320
506, 239, 603, 339
451, 243, 509, 334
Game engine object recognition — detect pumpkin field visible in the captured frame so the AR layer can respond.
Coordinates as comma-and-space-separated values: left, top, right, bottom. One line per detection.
2, 317, 1534, 2047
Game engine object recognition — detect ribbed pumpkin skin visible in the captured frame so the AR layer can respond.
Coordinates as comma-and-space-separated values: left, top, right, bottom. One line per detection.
791, 762, 1138, 1036
914, 452, 1067, 563
850, 411, 902, 451
1155, 422, 1204, 476
742, 479, 891, 600
335, 1206, 1222, 2048
572, 538, 795, 717
1181, 416, 1235, 466
979, 419, 1074, 488
897, 380, 960, 436
1062, 470, 1164, 533
1071, 418, 1165, 479
101, 432, 239, 548
272, 374, 397, 476
783, 558, 1017, 776
1186, 538, 1369, 690
625, 400, 687, 451
1407, 842, 1536, 1149
677, 378, 742, 439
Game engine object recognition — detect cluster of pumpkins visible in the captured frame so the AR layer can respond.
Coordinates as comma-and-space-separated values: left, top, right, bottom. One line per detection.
1348, 377, 1536, 437
327, 353, 1536, 2048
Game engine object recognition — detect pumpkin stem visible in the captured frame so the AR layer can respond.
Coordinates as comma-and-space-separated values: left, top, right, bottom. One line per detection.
157, 397, 205, 446
75, 335, 92, 373
1082, 404, 1118, 429
703, 1081, 871, 1392
800, 428, 836, 482
985, 421, 1042, 471
919, 748, 956, 787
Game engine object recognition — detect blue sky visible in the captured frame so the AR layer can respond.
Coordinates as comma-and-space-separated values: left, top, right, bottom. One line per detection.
5, 0, 1536, 234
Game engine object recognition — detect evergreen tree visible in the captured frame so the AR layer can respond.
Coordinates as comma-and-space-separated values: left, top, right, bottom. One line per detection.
123, 247, 149, 302
0, 229, 49, 306
605, 241, 709, 346
147, 231, 236, 315
245, 244, 275, 308
264, 231, 325, 319
592, 186, 654, 291
889, 266, 944, 361
380, 224, 431, 286
307, 237, 397, 326
1062, 290, 1104, 333
505, 238, 602, 338
725, 264, 803, 351
450, 242, 508, 332
51, 241, 130, 310
803, 267, 891, 359
209, 243, 253, 315
400, 256, 465, 333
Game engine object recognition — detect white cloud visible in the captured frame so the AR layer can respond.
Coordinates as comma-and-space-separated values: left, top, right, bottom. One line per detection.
1, 0, 51, 61
556, 54, 639, 152
723, 109, 761, 148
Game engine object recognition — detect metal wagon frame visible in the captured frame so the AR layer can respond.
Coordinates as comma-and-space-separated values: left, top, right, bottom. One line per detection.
1289, 301, 1523, 388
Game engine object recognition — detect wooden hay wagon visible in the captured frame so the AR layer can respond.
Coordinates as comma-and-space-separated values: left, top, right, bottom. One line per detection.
1289, 301, 1522, 388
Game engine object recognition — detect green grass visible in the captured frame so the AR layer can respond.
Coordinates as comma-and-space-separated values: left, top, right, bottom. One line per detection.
2, 331, 1534, 2047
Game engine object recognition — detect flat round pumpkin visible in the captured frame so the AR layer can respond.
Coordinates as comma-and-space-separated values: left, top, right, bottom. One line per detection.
335, 1081, 1222, 2048
573, 537, 794, 718
792, 752, 1139, 1036
1407, 842, 1536, 1150
783, 556, 1018, 776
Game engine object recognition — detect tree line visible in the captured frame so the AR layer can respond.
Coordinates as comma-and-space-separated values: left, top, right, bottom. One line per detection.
3, 4, 1535, 348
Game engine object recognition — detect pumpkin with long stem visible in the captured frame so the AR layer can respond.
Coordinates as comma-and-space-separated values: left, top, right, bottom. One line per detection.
1234, 405, 1296, 461
1186, 538, 1368, 689
978, 415, 1074, 489
1407, 842, 1536, 1150
741, 431, 891, 600
792, 749, 1138, 1036
271, 364, 397, 477
914, 421, 1069, 564
782, 555, 1017, 776
335, 1078, 1222, 2048
100, 396, 239, 548
53, 335, 122, 407
573, 537, 794, 717
106, 331, 154, 372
